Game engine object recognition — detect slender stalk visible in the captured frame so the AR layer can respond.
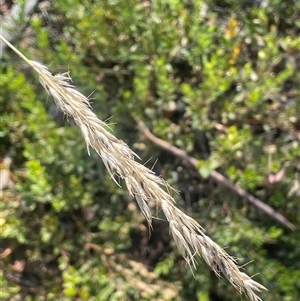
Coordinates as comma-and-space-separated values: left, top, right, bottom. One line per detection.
135, 118, 295, 230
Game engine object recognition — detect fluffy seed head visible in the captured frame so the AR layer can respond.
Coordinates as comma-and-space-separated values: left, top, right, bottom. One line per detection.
0, 34, 267, 301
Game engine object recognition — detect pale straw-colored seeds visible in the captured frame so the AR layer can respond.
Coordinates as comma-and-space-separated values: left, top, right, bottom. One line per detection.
0, 35, 267, 301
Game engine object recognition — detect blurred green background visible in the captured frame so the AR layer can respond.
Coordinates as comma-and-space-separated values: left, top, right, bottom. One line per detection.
0, 0, 299, 300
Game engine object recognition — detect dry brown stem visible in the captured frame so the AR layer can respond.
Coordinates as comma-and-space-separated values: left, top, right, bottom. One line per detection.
0, 34, 267, 301
135, 118, 296, 231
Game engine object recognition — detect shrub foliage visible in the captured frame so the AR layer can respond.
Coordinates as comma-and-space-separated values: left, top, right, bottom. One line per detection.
1, 0, 299, 300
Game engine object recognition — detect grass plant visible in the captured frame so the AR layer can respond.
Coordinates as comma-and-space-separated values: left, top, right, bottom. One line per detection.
0, 34, 267, 301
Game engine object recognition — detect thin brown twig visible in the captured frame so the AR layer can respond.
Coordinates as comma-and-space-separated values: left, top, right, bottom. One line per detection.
135, 117, 296, 231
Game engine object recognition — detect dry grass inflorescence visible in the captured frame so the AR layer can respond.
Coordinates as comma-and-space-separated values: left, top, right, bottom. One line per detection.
0, 35, 267, 301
